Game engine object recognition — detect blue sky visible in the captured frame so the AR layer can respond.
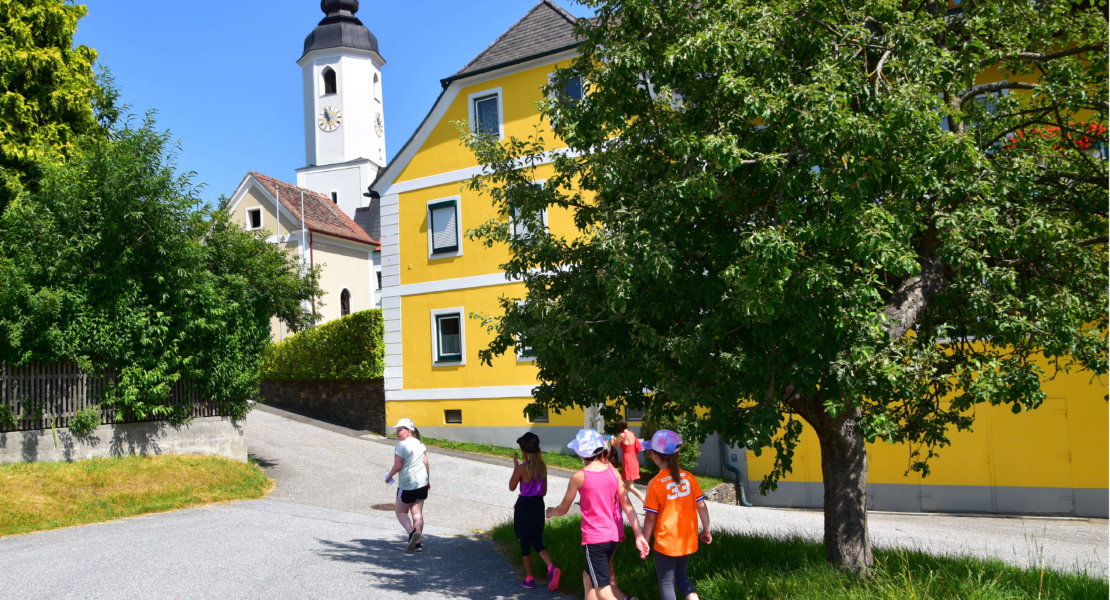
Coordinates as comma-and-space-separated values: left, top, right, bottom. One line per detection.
74, 1, 593, 207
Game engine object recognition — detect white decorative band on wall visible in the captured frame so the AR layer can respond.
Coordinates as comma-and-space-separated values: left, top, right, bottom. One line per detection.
383, 146, 582, 197
383, 271, 522, 298
387, 385, 536, 401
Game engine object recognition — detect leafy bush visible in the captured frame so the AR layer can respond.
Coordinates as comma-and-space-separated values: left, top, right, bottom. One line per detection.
68, 404, 100, 436
639, 411, 702, 478
260, 309, 384, 381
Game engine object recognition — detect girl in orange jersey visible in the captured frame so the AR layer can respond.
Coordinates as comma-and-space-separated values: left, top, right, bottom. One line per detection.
640, 430, 711, 600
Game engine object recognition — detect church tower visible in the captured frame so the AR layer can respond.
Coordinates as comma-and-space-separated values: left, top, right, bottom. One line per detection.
296, 0, 385, 219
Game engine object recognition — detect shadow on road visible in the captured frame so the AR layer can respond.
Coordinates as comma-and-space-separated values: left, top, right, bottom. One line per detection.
315, 534, 530, 597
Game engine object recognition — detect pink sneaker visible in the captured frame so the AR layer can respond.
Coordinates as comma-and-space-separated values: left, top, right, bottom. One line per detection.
547, 564, 561, 591
521, 576, 536, 589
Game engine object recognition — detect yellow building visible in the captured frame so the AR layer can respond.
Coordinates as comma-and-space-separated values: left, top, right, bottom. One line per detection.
370, 1, 1107, 517
226, 172, 379, 340
371, 1, 590, 449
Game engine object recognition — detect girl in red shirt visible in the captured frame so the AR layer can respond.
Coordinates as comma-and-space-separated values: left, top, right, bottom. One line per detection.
641, 430, 712, 600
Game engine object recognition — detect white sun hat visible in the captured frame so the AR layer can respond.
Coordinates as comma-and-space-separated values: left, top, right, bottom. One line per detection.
393, 417, 415, 431
566, 428, 607, 458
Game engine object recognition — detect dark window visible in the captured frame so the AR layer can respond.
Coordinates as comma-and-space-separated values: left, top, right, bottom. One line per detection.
563, 77, 583, 101
435, 312, 462, 362
428, 200, 459, 254
340, 289, 351, 316
444, 409, 462, 424
530, 407, 549, 423
247, 208, 262, 229
625, 409, 645, 422
331, 191, 338, 204
376, 272, 383, 290
473, 94, 499, 137
323, 68, 336, 95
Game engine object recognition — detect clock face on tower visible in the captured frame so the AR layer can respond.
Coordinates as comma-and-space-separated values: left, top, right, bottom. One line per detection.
318, 106, 342, 132
373, 110, 384, 137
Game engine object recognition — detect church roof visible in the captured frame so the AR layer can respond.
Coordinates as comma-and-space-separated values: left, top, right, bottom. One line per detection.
248, 172, 379, 248
301, 0, 380, 60
443, 0, 582, 86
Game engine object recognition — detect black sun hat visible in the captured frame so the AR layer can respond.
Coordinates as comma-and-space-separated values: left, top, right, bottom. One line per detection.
516, 431, 541, 453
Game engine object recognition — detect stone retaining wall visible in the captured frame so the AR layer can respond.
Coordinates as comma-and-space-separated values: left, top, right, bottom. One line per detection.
258, 378, 385, 435
0, 416, 246, 464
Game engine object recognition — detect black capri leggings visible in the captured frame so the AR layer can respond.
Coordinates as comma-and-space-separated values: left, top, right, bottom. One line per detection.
513, 495, 546, 555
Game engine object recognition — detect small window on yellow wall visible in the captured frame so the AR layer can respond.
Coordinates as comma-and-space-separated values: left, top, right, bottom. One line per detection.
529, 407, 549, 423
445, 409, 462, 424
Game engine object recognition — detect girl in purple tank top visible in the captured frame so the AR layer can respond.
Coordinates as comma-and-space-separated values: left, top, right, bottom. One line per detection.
547, 429, 648, 600
510, 432, 561, 591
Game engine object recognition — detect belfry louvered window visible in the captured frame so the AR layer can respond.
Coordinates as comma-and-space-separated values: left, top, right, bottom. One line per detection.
428, 199, 459, 255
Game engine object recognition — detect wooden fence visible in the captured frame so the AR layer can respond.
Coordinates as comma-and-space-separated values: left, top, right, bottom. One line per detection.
0, 362, 222, 433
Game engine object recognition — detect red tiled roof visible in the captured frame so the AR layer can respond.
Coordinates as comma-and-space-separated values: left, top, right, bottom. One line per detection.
248, 171, 379, 248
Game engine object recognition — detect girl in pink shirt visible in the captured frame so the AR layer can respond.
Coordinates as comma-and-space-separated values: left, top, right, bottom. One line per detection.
547, 429, 648, 600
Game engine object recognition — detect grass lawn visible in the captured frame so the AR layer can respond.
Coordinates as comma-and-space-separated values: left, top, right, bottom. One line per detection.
421, 436, 727, 491
0, 454, 273, 537
490, 516, 1108, 600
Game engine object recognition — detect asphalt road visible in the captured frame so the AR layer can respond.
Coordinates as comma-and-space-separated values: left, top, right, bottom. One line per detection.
0, 404, 1105, 600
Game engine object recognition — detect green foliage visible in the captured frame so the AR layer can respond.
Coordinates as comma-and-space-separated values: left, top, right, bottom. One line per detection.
0, 120, 319, 422
260, 309, 384, 381
67, 403, 100, 436
638, 410, 702, 477
466, 0, 1107, 572
491, 518, 1108, 600
0, 0, 108, 212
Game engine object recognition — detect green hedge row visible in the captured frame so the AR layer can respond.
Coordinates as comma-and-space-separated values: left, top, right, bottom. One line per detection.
260, 309, 384, 381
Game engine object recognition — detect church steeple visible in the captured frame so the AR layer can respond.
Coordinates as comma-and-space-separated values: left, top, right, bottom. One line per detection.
296, 0, 386, 220
301, 0, 380, 60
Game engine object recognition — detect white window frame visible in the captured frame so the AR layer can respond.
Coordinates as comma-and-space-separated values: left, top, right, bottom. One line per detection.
245, 207, 263, 231
427, 196, 462, 259
468, 87, 504, 139
431, 307, 466, 365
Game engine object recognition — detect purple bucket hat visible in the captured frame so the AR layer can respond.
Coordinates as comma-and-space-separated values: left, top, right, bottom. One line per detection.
643, 429, 682, 455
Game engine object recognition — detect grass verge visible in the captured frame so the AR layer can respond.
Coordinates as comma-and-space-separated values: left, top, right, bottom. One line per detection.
490, 516, 1108, 599
421, 436, 726, 490
0, 454, 273, 537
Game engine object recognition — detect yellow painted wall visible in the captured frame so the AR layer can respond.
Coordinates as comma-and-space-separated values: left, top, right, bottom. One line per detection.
746, 367, 1108, 490
396, 59, 574, 184
395, 169, 577, 286
386, 397, 584, 432
400, 283, 539, 389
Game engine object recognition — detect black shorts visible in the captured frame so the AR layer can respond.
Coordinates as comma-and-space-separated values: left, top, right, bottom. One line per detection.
583, 541, 618, 589
398, 485, 429, 505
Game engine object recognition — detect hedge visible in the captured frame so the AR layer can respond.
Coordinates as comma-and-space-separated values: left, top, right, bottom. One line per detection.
260, 309, 384, 381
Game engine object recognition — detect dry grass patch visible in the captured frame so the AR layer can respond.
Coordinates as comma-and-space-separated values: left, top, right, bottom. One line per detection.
0, 454, 273, 537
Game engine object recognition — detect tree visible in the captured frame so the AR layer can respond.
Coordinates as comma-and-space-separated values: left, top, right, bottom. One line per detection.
0, 0, 107, 213
0, 119, 319, 422
465, 0, 1108, 574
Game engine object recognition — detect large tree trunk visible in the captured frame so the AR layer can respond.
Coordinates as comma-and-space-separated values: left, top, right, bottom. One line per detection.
794, 397, 874, 576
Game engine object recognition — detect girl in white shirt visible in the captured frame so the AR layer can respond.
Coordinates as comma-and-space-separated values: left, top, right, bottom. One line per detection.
385, 417, 429, 552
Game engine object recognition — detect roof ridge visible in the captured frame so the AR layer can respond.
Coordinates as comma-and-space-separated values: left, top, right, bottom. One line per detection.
453, 2, 549, 76
246, 171, 375, 246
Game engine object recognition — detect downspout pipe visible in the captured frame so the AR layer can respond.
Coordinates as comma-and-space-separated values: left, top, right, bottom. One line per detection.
720, 437, 752, 507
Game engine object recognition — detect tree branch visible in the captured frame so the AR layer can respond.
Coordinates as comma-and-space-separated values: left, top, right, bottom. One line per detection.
988, 43, 1108, 67
882, 238, 946, 341
957, 81, 1037, 106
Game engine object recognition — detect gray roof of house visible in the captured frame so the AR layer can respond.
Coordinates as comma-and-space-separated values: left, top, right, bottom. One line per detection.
443, 0, 582, 86
302, 0, 380, 59
353, 201, 380, 243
